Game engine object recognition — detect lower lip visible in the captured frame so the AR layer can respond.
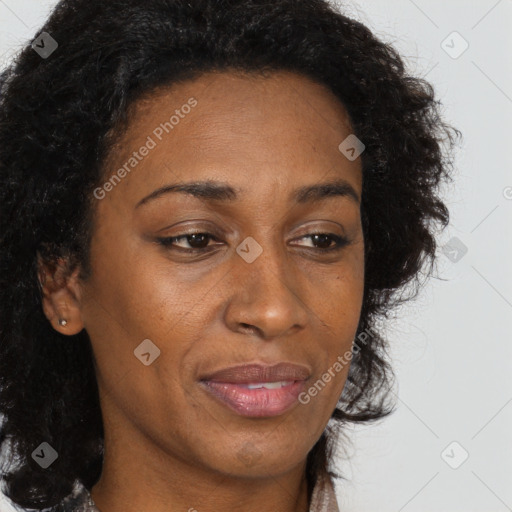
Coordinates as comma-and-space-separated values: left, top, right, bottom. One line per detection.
200, 380, 306, 417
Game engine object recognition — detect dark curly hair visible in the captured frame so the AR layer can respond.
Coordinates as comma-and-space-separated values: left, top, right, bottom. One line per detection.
0, 0, 460, 509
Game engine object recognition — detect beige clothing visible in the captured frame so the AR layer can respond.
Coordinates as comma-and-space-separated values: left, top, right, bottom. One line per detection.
310, 470, 341, 512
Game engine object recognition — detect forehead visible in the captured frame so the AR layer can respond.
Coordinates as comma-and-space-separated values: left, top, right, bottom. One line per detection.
113, 70, 354, 156
98, 69, 362, 210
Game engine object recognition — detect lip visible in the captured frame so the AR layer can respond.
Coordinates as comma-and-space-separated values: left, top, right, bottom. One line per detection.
199, 362, 311, 418
200, 362, 311, 383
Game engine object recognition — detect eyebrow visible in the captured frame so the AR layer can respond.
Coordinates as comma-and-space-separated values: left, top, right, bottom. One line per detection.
135, 178, 360, 209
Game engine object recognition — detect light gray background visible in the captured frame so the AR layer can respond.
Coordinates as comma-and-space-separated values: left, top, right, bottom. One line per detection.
1, 1, 511, 511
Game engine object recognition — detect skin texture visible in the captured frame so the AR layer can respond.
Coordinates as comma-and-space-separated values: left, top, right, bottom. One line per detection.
38, 70, 364, 512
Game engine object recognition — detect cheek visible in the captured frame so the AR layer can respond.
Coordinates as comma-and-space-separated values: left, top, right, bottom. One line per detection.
80, 249, 200, 442
299, 255, 364, 414
305, 250, 365, 339
84, 224, 194, 339
296, 331, 355, 435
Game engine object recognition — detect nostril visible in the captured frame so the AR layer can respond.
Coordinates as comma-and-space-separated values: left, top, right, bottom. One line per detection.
240, 323, 258, 335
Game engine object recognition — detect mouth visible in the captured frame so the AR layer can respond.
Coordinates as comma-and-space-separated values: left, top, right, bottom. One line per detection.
199, 362, 310, 418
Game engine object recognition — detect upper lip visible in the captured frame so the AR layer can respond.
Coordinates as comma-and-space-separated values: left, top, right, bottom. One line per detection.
201, 362, 311, 383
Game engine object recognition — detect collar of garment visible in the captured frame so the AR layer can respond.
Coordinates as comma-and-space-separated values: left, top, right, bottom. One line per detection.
50, 470, 340, 512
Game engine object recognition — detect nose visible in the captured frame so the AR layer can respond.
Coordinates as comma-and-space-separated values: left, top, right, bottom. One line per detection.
223, 242, 310, 340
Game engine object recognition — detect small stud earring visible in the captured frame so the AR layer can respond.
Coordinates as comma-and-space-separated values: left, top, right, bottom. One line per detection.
58, 318, 68, 327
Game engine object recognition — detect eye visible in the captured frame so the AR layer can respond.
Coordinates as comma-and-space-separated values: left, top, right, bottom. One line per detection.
156, 231, 350, 254
157, 232, 220, 253
292, 233, 350, 252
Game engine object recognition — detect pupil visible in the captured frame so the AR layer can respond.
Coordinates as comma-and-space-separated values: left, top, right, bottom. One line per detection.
313, 234, 331, 248
188, 234, 208, 248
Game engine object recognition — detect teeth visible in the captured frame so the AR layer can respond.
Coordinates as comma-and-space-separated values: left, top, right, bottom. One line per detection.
246, 381, 293, 390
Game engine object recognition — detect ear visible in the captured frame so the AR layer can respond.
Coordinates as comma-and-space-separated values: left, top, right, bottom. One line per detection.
36, 252, 85, 335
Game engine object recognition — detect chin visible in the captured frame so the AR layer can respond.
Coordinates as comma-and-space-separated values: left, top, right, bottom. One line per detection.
206, 439, 307, 479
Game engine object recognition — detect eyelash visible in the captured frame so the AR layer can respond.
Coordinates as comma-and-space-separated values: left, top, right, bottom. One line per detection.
156, 231, 350, 254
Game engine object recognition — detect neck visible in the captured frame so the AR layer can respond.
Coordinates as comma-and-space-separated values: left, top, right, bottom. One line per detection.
90, 423, 311, 512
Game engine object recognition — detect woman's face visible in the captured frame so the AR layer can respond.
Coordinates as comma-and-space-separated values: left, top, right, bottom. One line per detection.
71, 70, 364, 482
